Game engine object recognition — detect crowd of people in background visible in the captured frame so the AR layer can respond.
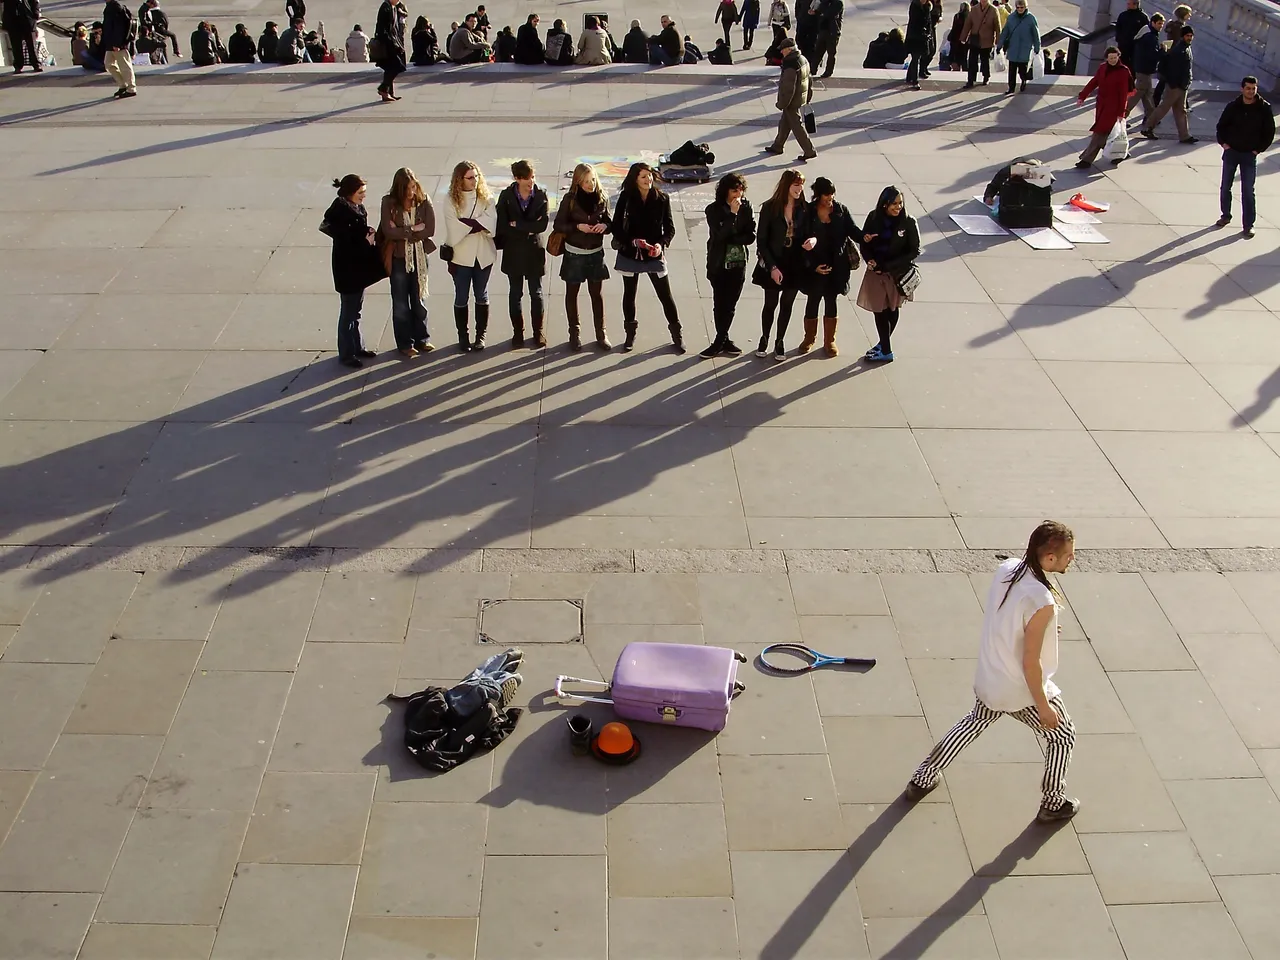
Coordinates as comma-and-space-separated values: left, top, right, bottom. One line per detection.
321, 161, 922, 368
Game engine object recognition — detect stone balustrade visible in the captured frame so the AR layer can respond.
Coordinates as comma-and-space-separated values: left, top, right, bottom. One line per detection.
1077, 0, 1280, 93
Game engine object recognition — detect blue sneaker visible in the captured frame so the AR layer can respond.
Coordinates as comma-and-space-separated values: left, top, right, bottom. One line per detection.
866, 347, 895, 363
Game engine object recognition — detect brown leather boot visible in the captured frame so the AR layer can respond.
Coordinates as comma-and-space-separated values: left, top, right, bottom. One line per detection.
797, 317, 819, 353
531, 316, 547, 349
594, 317, 612, 350
823, 316, 839, 357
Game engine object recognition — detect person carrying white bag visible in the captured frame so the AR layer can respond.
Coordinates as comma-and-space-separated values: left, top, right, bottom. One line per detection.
1102, 119, 1130, 162
1074, 45, 1134, 168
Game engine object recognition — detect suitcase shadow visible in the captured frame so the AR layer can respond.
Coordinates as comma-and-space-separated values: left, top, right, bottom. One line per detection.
479, 701, 719, 813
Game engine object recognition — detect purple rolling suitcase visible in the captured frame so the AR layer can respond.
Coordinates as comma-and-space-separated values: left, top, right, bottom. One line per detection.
556, 642, 747, 732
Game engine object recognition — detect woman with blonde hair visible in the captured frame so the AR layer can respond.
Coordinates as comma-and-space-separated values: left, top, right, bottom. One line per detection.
551, 162, 612, 351
443, 160, 499, 351
379, 167, 435, 358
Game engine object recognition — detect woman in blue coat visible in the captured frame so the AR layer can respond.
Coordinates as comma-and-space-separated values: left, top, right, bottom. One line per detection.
741, 0, 761, 49
997, 0, 1040, 93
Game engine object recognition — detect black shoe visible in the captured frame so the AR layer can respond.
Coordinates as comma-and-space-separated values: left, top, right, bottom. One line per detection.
622, 329, 637, 352
471, 335, 486, 351
981, 77, 989, 85
764, 145, 785, 155
904, 780, 938, 803
962, 82, 975, 89
1036, 797, 1080, 823
356, 349, 377, 358
1216, 214, 1232, 228
1180, 136, 1199, 144
773, 344, 787, 362
118, 89, 137, 98
755, 337, 769, 359
672, 339, 686, 355
920, 69, 931, 78
1243, 227, 1256, 239
910, 83, 922, 91
113, 87, 127, 98
1074, 160, 1091, 169
700, 339, 726, 358
1139, 129, 1157, 140
339, 356, 363, 369
722, 340, 743, 357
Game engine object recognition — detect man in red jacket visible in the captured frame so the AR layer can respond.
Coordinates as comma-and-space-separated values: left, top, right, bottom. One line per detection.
1075, 46, 1133, 168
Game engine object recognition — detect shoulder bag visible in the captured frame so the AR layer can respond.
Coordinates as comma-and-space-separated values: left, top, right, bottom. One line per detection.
546, 231, 566, 257
896, 263, 922, 300
803, 105, 817, 134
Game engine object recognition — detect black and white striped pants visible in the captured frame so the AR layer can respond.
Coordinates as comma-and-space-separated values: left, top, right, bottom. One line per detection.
910, 696, 1076, 807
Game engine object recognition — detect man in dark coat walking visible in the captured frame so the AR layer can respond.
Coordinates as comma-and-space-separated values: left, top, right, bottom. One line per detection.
1140, 24, 1196, 144
811, 0, 842, 77
101, 0, 138, 95
1113, 0, 1148, 68
1216, 75, 1275, 238
4, 0, 41, 72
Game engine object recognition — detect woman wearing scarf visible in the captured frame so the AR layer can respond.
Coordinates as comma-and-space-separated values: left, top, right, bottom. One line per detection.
321, 175, 386, 368
857, 186, 921, 363
379, 167, 435, 358
796, 177, 858, 357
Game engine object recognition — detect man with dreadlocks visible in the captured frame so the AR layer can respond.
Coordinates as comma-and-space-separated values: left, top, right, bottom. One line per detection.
903, 521, 1080, 822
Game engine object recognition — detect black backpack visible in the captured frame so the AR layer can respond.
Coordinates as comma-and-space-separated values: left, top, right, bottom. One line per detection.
388, 685, 521, 772
669, 140, 716, 165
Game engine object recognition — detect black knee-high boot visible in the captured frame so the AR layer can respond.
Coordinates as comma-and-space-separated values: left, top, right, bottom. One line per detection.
473, 303, 489, 351
454, 305, 471, 351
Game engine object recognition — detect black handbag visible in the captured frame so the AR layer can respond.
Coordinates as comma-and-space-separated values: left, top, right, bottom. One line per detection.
439, 244, 453, 262
803, 106, 817, 134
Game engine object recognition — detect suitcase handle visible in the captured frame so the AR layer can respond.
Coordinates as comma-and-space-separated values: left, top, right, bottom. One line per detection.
555, 675, 614, 706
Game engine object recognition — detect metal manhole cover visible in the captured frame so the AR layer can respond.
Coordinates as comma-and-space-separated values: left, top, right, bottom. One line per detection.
478, 598, 584, 645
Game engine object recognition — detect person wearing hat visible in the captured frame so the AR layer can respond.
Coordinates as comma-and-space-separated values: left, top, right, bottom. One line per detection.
227, 22, 257, 61
258, 20, 280, 61
764, 37, 818, 161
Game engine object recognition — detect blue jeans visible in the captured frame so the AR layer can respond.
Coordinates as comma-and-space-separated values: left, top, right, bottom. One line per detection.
337, 290, 365, 359
508, 274, 544, 321
1221, 148, 1257, 229
452, 262, 491, 307
389, 258, 429, 349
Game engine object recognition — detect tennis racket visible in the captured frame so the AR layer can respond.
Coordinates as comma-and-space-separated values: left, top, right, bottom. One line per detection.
757, 643, 877, 675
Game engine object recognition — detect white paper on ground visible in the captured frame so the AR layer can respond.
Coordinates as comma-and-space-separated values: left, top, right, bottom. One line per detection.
1053, 222, 1109, 243
950, 214, 1010, 236
1010, 227, 1075, 250
1053, 205, 1102, 224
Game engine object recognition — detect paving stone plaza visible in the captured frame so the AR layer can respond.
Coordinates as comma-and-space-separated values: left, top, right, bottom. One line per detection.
2, 15, 1280, 957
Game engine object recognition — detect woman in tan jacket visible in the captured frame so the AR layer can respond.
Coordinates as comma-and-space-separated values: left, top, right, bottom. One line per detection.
960, 0, 1000, 87
379, 167, 436, 358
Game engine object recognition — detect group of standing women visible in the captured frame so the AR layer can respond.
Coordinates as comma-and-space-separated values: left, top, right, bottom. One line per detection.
706, 171, 922, 363
321, 161, 921, 369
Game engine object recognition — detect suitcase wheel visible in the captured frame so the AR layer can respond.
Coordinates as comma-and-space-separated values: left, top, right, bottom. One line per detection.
733, 651, 748, 663
732, 680, 747, 697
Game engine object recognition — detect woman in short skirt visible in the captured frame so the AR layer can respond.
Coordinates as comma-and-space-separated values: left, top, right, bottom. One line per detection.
752, 168, 808, 361
611, 162, 684, 354
857, 185, 921, 363
552, 162, 612, 351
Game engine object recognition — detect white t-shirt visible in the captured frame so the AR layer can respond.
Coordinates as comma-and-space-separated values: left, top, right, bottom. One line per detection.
973, 558, 1060, 712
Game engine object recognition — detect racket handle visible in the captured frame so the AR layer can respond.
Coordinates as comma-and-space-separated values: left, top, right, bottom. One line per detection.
845, 658, 877, 667
555, 675, 614, 705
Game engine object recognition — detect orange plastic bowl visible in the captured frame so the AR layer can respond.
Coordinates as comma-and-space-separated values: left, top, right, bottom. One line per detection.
590, 721, 642, 765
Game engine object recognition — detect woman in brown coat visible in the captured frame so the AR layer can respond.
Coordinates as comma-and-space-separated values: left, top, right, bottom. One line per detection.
379, 167, 436, 358
960, 0, 1000, 87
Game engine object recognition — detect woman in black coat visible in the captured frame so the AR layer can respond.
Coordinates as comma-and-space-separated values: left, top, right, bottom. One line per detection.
856, 185, 921, 363
612, 162, 684, 354
374, 0, 407, 100
321, 175, 386, 368
752, 168, 808, 360
410, 16, 440, 64
702, 172, 756, 358
495, 159, 550, 348
797, 176, 859, 357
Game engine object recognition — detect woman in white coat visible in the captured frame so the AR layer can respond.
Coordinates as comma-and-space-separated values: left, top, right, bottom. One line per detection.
767, 0, 792, 29
443, 160, 499, 351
